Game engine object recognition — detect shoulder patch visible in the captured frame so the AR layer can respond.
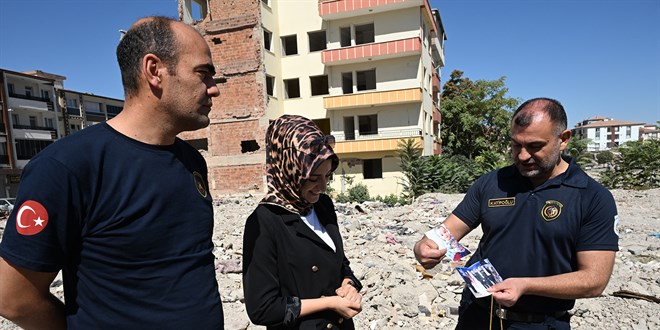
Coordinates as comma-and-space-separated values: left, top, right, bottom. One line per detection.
488, 197, 516, 208
541, 200, 563, 222
16, 200, 49, 235
193, 171, 208, 198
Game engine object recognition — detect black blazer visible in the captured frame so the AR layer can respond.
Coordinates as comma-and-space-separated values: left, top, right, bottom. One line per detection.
243, 194, 361, 330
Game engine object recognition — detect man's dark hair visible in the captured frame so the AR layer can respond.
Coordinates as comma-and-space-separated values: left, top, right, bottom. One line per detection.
512, 97, 567, 135
116, 16, 179, 97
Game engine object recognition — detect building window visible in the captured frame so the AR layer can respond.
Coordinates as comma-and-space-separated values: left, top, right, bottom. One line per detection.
261, 0, 270, 6
340, 27, 351, 47
15, 139, 53, 160
266, 75, 274, 96
356, 69, 376, 91
107, 105, 123, 116
363, 159, 382, 179
344, 116, 355, 140
355, 23, 375, 45
7, 83, 14, 94
308, 30, 327, 52
281, 35, 298, 56
42, 90, 50, 100
342, 72, 353, 94
595, 129, 600, 138
25, 86, 33, 97
626, 126, 631, 138
67, 98, 78, 108
310, 75, 329, 96
84, 101, 102, 114
181, 0, 208, 23
11, 114, 19, 125
29, 116, 37, 127
44, 118, 54, 128
263, 29, 273, 52
358, 114, 378, 135
283, 78, 300, 99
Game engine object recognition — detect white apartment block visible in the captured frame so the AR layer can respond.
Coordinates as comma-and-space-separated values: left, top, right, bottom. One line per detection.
572, 116, 646, 152
0, 68, 123, 197
261, 0, 446, 196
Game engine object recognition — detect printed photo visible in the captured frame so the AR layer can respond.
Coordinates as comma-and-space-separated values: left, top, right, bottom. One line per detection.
456, 259, 503, 298
425, 224, 471, 261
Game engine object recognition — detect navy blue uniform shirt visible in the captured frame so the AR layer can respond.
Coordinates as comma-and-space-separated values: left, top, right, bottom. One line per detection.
453, 156, 619, 313
0, 123, 223, 329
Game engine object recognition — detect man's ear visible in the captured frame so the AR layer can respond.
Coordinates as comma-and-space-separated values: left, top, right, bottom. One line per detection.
559, 129, 571, 151
143, 54, 163, 88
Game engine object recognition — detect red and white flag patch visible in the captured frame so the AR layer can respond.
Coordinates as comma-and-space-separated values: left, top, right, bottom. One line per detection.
16, 200, 49, 236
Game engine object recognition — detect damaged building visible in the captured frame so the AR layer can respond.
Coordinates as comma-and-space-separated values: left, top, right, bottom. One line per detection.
177, 0, 446, 197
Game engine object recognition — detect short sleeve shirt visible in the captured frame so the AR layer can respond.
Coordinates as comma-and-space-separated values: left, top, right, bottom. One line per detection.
0, 123, 223, 329
453, 157, 619, 313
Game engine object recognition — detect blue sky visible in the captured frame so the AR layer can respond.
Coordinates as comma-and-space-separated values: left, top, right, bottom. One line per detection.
1, 0, 658, 127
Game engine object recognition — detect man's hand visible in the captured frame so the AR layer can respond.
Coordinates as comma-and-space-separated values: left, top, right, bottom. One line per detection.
413, 235, 447, 269
488, 277, 530, 307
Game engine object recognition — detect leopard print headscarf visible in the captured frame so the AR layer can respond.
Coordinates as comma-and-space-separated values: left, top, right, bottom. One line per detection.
260, 115, 339, 215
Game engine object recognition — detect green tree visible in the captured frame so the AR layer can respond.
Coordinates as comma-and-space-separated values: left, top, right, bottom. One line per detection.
600, 140, 660, 190
595, 150, 614, 165
440, 70, 519, 159
397, 138, 428, 200
564, 137, 593, 167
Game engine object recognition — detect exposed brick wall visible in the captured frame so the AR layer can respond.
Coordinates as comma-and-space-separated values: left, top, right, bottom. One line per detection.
209, 119, 266, 156
177, 0, 268, 196
210, 163, 264, 195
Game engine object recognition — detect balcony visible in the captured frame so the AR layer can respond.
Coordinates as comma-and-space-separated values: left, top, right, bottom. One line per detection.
13, 124, 57, 133
67, 107, 82, 117
322, 37, 421, 66
324, 87, 422, 110
7, 94, 49, 112
333, 129, 423, 154
319, 0, 424, 20
432, 71, 440, 93
432, 107, 440, 124
431, 37, 445, 67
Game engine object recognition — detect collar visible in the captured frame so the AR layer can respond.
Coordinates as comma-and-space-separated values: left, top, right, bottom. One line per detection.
502, 155, 589, 190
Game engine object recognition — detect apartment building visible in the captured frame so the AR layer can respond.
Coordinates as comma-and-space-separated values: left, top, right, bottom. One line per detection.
572, 116, 646, 151
179, 0, 446, 197
0, 68, 123, 197
639, 124, 660, 141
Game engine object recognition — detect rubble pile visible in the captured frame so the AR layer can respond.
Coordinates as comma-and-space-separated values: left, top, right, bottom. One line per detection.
1, 189, 658, 329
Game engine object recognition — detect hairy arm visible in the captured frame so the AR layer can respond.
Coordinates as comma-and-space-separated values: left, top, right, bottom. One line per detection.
413, 214, 472, 269
0, 258, 66, 330
490, 250, 616, 307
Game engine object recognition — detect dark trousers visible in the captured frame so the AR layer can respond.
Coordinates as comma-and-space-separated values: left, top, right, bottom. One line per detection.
455, 299, 571, 330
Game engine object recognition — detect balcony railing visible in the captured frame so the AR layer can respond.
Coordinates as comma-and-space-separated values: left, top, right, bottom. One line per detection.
319, 0, 423, 20
324, 87, 422, 110
13, 124, 57, 132
335, 128, 422, 142
9, 92, 50, 102
67, 107, 82, 116
321, 37, 421, 66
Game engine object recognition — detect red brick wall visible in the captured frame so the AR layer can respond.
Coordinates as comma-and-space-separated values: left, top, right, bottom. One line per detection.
177, 0, 268, 196
210, 164, 264, 195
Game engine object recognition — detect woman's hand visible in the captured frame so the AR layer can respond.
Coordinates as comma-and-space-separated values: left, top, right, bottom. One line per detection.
329, 295, 362, 319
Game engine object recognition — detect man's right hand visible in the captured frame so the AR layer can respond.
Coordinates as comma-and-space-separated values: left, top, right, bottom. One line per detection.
413, 235, 447, 269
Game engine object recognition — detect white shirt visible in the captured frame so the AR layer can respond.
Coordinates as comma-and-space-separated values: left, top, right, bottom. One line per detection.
300, 207, 336, 252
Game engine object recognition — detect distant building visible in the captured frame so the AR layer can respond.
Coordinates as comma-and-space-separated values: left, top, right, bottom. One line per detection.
178, 0, 446, 196
571, 116, 646, 151
639, 124, 660, 141
0, 68, 123, 197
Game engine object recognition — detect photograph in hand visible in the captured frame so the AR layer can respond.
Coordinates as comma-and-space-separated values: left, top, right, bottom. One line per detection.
456, 259, 503, 298
424, 224, 471, 261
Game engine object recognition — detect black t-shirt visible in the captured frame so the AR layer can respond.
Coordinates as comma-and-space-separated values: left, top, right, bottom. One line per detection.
0, 123, 223, 328
453, 157, 619, 313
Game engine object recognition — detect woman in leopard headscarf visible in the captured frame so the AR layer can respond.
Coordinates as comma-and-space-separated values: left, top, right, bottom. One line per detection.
243, 115, 363, 330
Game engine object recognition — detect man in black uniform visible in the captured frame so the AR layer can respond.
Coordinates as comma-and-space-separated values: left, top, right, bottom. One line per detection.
414, 98, 619, 329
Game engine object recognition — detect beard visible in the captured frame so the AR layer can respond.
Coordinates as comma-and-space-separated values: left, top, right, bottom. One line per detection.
515, 148, 561, 178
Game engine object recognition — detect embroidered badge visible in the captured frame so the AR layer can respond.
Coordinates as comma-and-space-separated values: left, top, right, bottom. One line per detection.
541, 200, 563, 222
613, 214, 620, 237
16, 200, 49, 236
193, 171, 208, 198
488, 197, 516, 208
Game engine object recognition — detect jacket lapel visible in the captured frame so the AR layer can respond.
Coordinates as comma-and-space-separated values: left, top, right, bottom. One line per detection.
282, 213, 330, 248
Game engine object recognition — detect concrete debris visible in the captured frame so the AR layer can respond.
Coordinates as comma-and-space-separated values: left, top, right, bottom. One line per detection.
1, 188, 658, 329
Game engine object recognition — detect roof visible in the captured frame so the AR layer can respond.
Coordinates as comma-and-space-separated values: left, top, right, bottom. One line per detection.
574, 120, 646, 129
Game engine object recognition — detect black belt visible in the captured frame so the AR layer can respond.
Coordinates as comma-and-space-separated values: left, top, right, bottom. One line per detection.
474, 298, 567, 323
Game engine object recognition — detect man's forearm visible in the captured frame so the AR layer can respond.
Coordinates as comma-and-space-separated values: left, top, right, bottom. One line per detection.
7, 294, 66, 330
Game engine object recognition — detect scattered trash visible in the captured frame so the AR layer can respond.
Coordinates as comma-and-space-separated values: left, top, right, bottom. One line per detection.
649, 232, 660, 238
612, 290, 660, 303
385, 233, 399, 245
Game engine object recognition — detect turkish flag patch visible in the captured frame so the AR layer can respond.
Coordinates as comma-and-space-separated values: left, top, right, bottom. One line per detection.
15, 200, 49, 236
